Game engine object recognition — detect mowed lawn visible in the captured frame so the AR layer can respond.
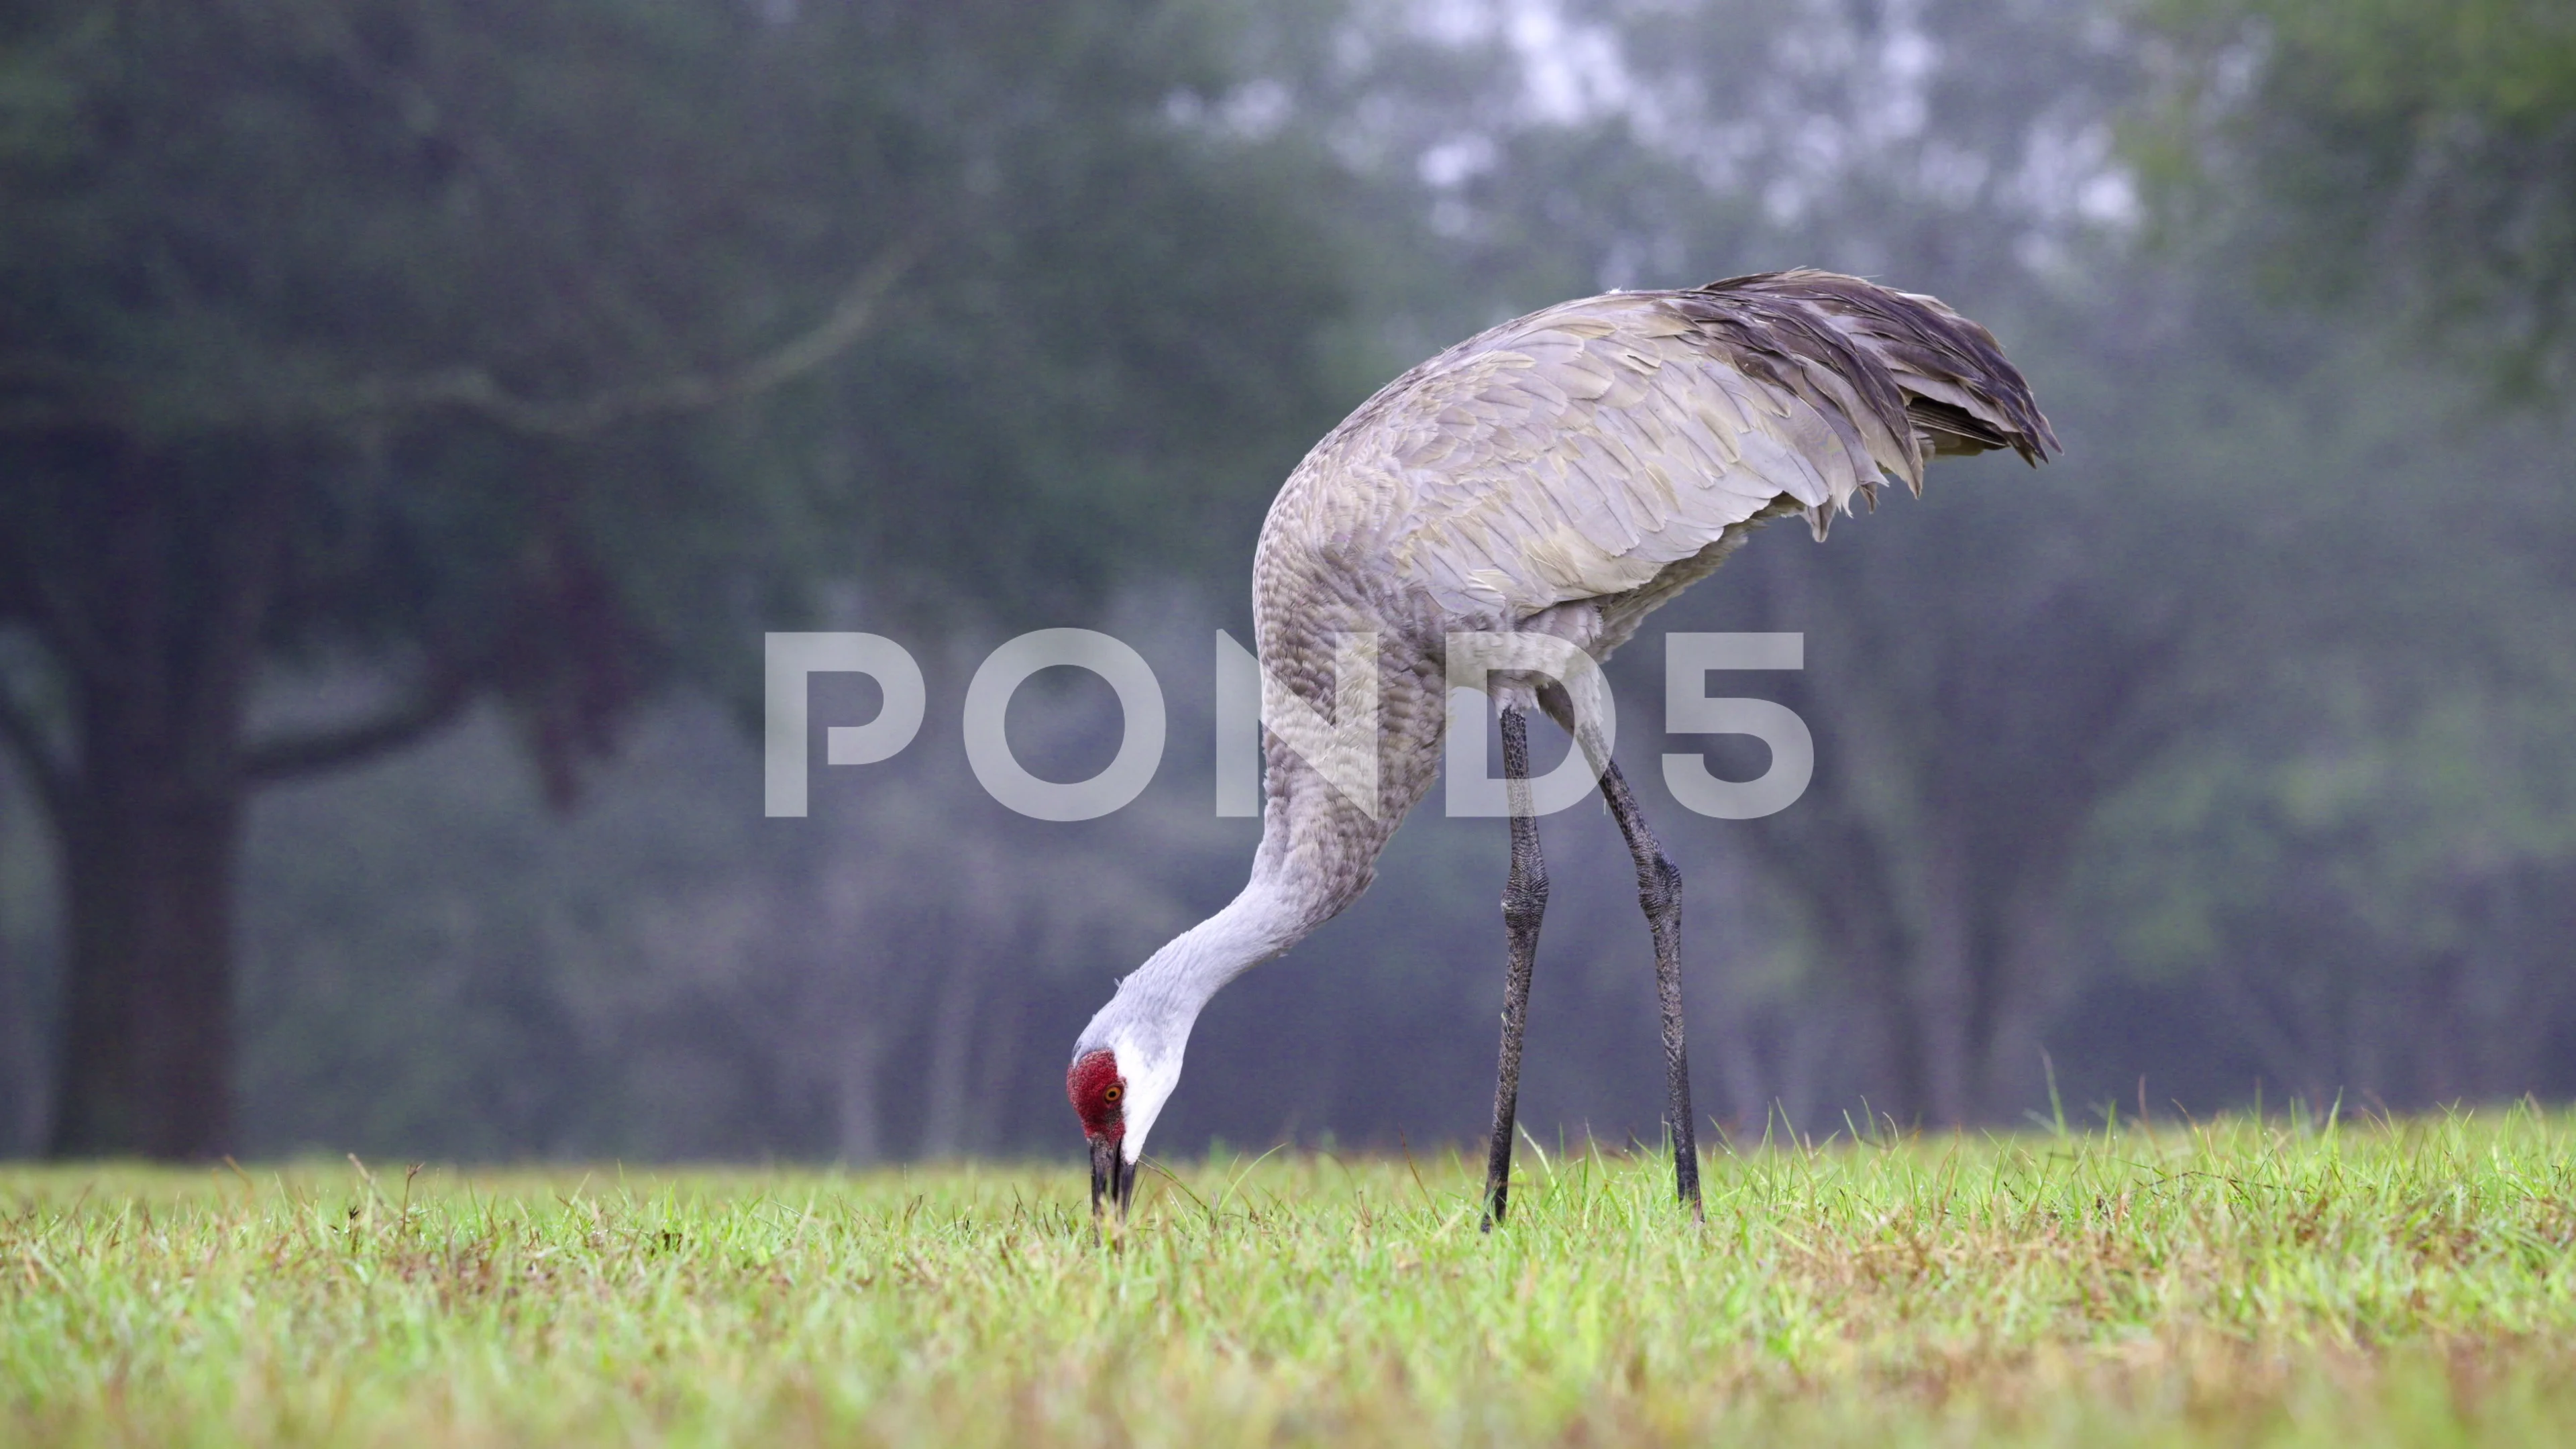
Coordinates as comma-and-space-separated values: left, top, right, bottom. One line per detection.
8, 1112, 2576, 1446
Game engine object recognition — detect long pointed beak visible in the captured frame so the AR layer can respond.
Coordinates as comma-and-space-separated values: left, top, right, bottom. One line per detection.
1088, 1135, 1135, 1237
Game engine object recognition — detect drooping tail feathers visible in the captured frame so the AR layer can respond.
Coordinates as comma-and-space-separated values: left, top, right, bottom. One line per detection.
1676, 268, 2059, 497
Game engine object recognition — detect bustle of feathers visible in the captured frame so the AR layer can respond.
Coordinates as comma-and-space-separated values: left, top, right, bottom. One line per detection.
1685, 268, 2058, 488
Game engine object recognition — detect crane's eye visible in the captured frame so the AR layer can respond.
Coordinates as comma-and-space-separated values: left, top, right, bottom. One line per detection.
1103, 1085, 1123, 1104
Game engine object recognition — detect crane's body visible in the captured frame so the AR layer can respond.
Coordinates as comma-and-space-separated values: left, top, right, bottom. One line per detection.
1069, 270, 2055, 1223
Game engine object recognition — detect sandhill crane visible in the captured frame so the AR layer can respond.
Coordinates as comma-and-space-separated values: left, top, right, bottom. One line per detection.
1069, 269, 2054, 1228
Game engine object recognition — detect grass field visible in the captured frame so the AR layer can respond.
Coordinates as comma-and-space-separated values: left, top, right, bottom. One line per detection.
7, 1109, 2576, 1446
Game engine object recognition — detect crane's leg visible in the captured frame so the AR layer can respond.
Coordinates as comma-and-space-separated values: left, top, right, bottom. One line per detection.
1599, 759, 1705, 1221
1481, 704, 1548, 1231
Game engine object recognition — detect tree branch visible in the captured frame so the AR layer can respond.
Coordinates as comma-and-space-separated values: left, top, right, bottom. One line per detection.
0, 675, 70, 826
0, 529, 123, 691
1, 229, 928, 439
241, 670, 474, 785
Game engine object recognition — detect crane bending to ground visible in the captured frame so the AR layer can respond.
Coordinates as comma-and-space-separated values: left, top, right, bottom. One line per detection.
1069, 269, 2054, 1229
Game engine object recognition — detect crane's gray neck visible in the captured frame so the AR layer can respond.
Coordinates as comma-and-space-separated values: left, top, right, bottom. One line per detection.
1074, 764, 1399, 1163
1081, 863, 1310, 1057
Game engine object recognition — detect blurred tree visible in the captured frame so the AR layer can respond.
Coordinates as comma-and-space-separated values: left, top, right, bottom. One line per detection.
0, 0, 1348, 1157
2132, 0, 2576, 395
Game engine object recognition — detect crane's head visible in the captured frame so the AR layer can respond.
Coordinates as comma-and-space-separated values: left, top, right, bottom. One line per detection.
1067, 1049, 1133, 1222
1066, 1027, 1183, 1227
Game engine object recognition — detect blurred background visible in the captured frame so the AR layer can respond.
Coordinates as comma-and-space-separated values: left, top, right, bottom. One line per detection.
1, 0, 2570, 1163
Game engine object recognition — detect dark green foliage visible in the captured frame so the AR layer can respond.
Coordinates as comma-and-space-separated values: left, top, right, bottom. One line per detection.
2133, 0, 2576, 395
1, 0, 1352, 698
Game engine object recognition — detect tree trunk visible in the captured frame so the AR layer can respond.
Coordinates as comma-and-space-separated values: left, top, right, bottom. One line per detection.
832, 1019, 890, 1165
48, 763, 244, 1158
37, 449, 278, 1160
918, 919, 985, 1159
1911, 839, 1976, 1126
46, 649, 248, 1155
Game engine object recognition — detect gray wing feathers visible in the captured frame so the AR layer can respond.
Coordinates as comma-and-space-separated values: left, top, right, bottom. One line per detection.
1291, 268, 2055, 622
